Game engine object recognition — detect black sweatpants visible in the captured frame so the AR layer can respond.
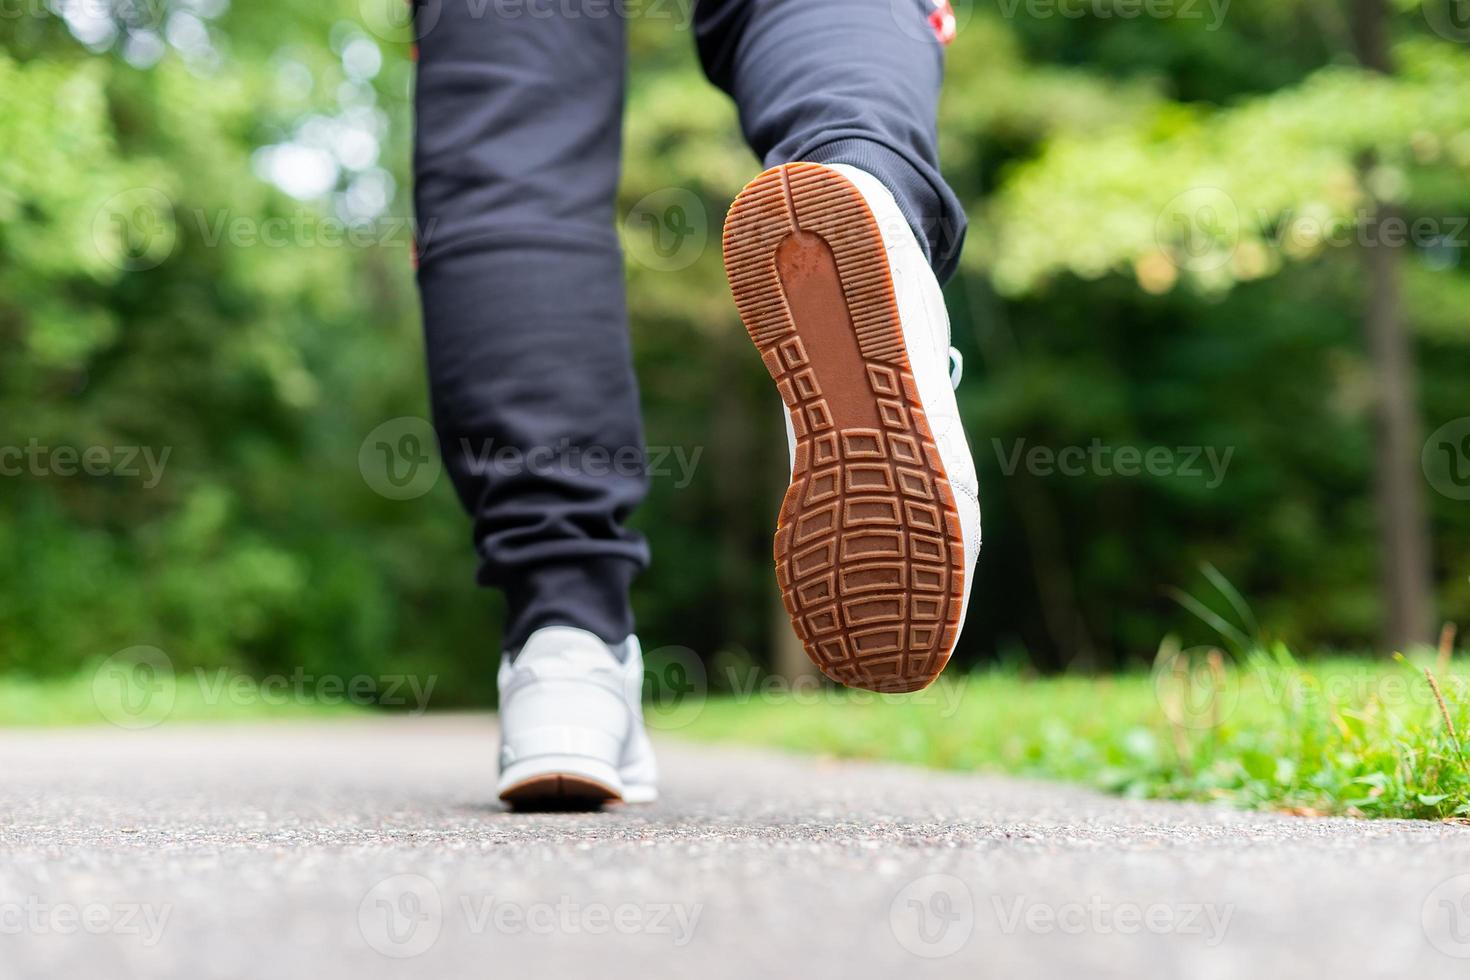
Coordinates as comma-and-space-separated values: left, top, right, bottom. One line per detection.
413, 0, 967, 650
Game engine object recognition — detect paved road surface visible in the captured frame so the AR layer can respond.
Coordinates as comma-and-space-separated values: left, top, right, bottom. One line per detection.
1, 716, 1469, 978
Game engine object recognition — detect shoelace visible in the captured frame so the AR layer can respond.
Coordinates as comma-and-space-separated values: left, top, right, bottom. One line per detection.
949, 347, 963, 389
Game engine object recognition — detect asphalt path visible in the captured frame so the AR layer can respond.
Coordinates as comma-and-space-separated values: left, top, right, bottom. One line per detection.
2, 716, 1468, 978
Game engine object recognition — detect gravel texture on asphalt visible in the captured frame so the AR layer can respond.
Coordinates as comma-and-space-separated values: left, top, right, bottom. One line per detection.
1, 715, 1468, 978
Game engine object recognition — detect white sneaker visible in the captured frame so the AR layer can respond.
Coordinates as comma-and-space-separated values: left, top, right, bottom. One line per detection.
722, 162, 981, 693
496, 626, 658, 807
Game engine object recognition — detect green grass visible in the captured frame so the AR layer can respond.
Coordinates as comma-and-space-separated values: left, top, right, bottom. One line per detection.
668, 646, 1470, 820
0, 665, 362, 727
12, 643, 1470, 821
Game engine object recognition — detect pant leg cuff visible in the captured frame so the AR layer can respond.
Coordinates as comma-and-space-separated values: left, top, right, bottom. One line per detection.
500, 557, 640, 653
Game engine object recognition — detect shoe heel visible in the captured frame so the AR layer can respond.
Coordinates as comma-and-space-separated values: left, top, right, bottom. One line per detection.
498, 754, 624, 810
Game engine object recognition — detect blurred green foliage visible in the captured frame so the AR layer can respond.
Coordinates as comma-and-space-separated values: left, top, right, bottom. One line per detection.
1, 0, 1467, 702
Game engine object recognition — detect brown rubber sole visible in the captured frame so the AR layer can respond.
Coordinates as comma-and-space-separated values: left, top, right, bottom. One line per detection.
499, 774, 622, 812
722, 162, 965, 694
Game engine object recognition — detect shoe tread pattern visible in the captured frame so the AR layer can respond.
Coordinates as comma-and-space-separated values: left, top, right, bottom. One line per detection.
722, 163, 964, 693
